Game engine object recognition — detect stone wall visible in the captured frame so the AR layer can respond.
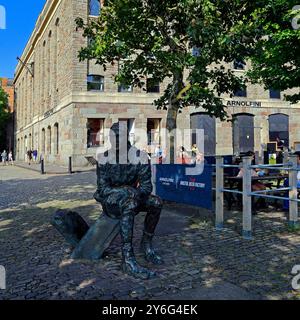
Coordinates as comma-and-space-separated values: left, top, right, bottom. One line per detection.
13, 0, 300, 166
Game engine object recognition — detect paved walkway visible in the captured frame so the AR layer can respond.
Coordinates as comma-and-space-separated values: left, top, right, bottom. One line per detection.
0, 166, 300, 300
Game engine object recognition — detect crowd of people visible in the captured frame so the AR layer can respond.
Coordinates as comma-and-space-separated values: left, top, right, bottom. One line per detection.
0, 149, 41, 166
142, 144, 205, 165
25, 149, 39, 165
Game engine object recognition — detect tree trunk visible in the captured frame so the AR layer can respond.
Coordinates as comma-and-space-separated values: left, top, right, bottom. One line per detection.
166, 71, 184, 164
166, 106, 178, 164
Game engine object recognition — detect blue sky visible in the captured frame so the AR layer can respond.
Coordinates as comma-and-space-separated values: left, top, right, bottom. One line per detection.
0, 0, 46, 79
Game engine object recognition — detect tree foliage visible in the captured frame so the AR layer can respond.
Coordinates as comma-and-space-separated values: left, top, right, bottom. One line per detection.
0, 86, 10, 150
76, 0, 300, 132
76, 1, 262, 128
244, 0, 300, 103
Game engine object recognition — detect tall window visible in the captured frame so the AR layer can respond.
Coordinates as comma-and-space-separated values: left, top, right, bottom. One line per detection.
147, 119, 161, 145
119, 119, 135, 145
41, 129, 46, 154
234, 87, 247, 97
54, 123, 59, 154
87, 75, 104, 91
89, 0, 101, 16
29, 134, 32, 150
87, 119, 105, 148
190, 113, 216, 156
47, 126, 52, 154
24, 136, 28, 152
269, 89, 281, 99
269, 114, 289, 147
146, 79, 160, 93
232, 113, 254, 154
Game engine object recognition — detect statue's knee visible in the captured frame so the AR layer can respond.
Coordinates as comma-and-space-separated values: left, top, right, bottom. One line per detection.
121, 198, 139, 214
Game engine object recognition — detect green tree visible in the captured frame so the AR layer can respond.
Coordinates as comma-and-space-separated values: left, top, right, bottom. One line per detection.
76, 0, 256, 124
75, 0, 298, 158
0, 86, 10, 150
245, 0, 300, 103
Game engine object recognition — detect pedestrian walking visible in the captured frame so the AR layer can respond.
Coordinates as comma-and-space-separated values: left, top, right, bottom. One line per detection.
32, 149, 38, 162
8, 151, 14, 165
1, 150, 7, 166
27, 149, 33, 165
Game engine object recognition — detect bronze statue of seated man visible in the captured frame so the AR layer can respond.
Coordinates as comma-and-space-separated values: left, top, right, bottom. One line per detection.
52, 122, 163, 280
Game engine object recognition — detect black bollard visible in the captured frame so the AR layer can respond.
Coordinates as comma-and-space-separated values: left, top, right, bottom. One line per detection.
41, 159, 45, 175
69, 156, 73, 174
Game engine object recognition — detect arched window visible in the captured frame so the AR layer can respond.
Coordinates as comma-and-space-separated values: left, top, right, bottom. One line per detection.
89, 0, 101, 16
232, 113, 254, 154
47, 126, 52, 154
24, 135, 28, 152
269, 114, 289, 147
54, 123, 59, 154
190, 113, 216, 156
29, 134, 32, 150
41, 129, 46, 154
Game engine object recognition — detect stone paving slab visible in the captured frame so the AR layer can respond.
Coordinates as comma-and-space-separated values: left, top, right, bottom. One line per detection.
155, 279, 259, 300
0, 166, 300, 300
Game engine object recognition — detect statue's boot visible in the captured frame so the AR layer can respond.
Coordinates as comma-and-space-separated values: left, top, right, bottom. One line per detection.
120, 204, 156, 279
141, 232, 164, 265
121, 244, 156, 280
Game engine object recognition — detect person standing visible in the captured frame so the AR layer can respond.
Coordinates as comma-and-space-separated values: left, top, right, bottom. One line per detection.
283, 151, 300, 211
8, 151, 14, 165
1, 150, 7, 166
154, 144, 164, 164
27, 149, 33, 165
32, 149, 38, 163
276, 137, 284, 150
191, 144, 199, 157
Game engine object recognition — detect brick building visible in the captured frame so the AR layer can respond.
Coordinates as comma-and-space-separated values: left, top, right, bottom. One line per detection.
0, 77, 14, 151
14, 0, 300, 165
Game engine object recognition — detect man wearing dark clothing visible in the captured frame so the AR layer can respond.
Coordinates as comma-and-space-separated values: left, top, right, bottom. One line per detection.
94, 122, 163, 279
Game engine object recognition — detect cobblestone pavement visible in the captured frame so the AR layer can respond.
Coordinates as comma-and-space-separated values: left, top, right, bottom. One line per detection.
0, 166, 300, 300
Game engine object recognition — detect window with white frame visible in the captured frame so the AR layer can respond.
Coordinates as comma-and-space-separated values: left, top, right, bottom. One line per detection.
87, 75, 104, 91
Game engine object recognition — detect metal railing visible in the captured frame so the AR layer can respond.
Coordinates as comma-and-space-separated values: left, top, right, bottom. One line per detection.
215, 155, 299, 239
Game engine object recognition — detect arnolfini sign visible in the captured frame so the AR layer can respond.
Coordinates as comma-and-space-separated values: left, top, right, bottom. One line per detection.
227, 100, 262, 108
0, 5, 6, 30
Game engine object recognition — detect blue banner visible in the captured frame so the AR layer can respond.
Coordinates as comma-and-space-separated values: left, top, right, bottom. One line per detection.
155, 164, 212, 210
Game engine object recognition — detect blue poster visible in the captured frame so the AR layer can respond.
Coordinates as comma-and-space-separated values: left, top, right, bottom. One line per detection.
155, 164, 212, 210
